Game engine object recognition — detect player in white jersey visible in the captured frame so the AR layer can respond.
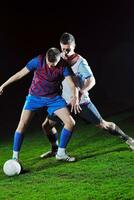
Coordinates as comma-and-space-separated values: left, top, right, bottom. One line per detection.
62, 55, 91, 105
40, 33, 134, 159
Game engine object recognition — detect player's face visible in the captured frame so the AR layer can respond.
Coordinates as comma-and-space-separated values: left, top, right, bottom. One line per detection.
60, 42, 75, 58
46, 56, 61, 68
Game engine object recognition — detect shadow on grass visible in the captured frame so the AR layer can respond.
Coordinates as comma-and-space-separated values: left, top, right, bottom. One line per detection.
20, 169, 31, 175
21, 146, 131, 174
77, 146, 129, 161
22, 156, 71, 173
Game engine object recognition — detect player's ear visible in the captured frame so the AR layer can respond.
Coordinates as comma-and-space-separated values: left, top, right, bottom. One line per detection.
73, 42, 76, 49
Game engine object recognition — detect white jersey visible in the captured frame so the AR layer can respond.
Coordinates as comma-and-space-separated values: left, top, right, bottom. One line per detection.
62, 55, 94, 104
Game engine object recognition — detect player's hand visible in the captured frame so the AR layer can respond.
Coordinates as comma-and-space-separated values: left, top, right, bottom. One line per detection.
79, 89, 85, 95
0, 86, 4, 95
72, 104, 82, 114
70, 96, 82, 114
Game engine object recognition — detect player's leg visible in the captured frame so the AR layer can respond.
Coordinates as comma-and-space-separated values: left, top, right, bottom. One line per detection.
78, 101, 103, 124
96, 120, 134, 150
12, 94, 45, 161
40, 116, 59, 158
54, 107, 76, 162
80, 101, 134, 150
13, 109, 35, 160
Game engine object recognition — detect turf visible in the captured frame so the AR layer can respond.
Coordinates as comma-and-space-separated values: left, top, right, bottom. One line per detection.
0, 110, 134, 200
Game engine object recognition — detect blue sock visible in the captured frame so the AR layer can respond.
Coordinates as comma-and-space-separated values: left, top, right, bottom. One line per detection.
59, 128, 72, 148
13, 131, 24, 152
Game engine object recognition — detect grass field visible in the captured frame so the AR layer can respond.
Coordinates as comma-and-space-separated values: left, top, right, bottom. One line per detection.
0, 110, 134, 200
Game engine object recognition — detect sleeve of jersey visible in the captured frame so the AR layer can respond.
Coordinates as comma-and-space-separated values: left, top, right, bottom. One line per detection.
63, 66, 74, 77
79, 59, 94, 79
25, 57, 40, 71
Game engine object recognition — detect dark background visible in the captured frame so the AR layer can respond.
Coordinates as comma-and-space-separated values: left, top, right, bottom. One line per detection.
1, 1, 134, 138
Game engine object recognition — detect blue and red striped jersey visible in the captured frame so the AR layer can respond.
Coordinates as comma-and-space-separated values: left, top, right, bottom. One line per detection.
26, 54, 72, 97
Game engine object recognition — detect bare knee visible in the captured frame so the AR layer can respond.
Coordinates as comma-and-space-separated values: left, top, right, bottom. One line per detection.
96, 120, 115, 131
16, 110, 34, 133
42, 120, 49, 130
16, 120, 28, 133
108, 122, 116, 130
42, 120, 52, 132
64, 117, 75, 130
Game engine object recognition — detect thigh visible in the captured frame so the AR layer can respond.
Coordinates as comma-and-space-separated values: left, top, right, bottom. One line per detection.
54, 107, 74, 125
79, 102, 103, 124
20, 109, 35, 122
16, 110, 35, 132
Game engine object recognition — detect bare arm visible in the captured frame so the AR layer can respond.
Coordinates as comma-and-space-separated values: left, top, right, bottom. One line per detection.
80, 76, 96, 95
65, 76, 81, 114
0, 67, 30, 95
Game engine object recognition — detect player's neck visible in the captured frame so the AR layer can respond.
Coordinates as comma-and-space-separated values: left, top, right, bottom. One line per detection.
68, 53, 77, 59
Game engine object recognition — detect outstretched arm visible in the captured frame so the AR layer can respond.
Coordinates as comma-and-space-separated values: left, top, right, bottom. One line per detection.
65, 75, 81, 114
0, 67, 30, 95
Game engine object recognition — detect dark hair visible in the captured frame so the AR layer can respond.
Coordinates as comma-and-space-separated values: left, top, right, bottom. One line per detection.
46, 47, 61, 63
60, 32, 75, 45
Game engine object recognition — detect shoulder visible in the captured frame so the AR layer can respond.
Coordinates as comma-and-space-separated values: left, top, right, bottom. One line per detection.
26, 53, 45, 69
78, 55, 88, 64
67, 53, 80, 66
75, 55, 93, 74
37, 54, 45, 61
27, 54, 44, 64
35, 54, 45, 67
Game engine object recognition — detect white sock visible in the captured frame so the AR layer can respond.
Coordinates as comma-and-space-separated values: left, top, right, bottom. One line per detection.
12, 151, 19, 160
57, 147, 66, 156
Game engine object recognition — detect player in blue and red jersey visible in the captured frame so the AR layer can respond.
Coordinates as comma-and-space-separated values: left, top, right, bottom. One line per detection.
0, 47, 81, 163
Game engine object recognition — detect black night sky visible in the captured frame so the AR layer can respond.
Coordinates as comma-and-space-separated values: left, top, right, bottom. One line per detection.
1, 1, 134, 137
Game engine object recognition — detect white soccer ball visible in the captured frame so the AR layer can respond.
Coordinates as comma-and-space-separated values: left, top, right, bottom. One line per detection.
3, 159, 21, 176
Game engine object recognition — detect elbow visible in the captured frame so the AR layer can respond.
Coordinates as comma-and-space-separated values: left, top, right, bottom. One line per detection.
93, 78, 96, 86
90, 76, 96, 87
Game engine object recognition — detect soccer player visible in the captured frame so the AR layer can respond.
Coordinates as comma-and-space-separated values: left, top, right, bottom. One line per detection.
40, 33, 134, 158
0, 47, 81, 162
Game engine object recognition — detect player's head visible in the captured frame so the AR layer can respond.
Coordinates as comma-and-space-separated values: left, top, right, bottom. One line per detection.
60, 32, 76, 57
46, 47, 61, 67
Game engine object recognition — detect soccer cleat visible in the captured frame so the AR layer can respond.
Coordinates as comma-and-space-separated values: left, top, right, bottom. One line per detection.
40, 150, 57, 158
56, 153, 76, 162
126, 137, 134, 151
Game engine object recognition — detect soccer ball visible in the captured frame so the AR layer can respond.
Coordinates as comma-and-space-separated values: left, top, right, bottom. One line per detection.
3, 159, 21, 177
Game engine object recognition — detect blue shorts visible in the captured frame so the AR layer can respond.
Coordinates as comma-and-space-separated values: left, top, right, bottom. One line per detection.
23, 94, 67, 115
48, 101, 102, 124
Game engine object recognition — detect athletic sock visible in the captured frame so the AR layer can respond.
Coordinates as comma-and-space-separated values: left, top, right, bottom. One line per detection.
108, 125, 129, 141
57, 147, 66, 156
12, 131, 24, 159
59, 128, 72, 148
12, 151, 19, 160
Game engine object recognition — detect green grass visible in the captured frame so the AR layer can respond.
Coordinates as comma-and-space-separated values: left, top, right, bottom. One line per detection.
0, 110, 134, 200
